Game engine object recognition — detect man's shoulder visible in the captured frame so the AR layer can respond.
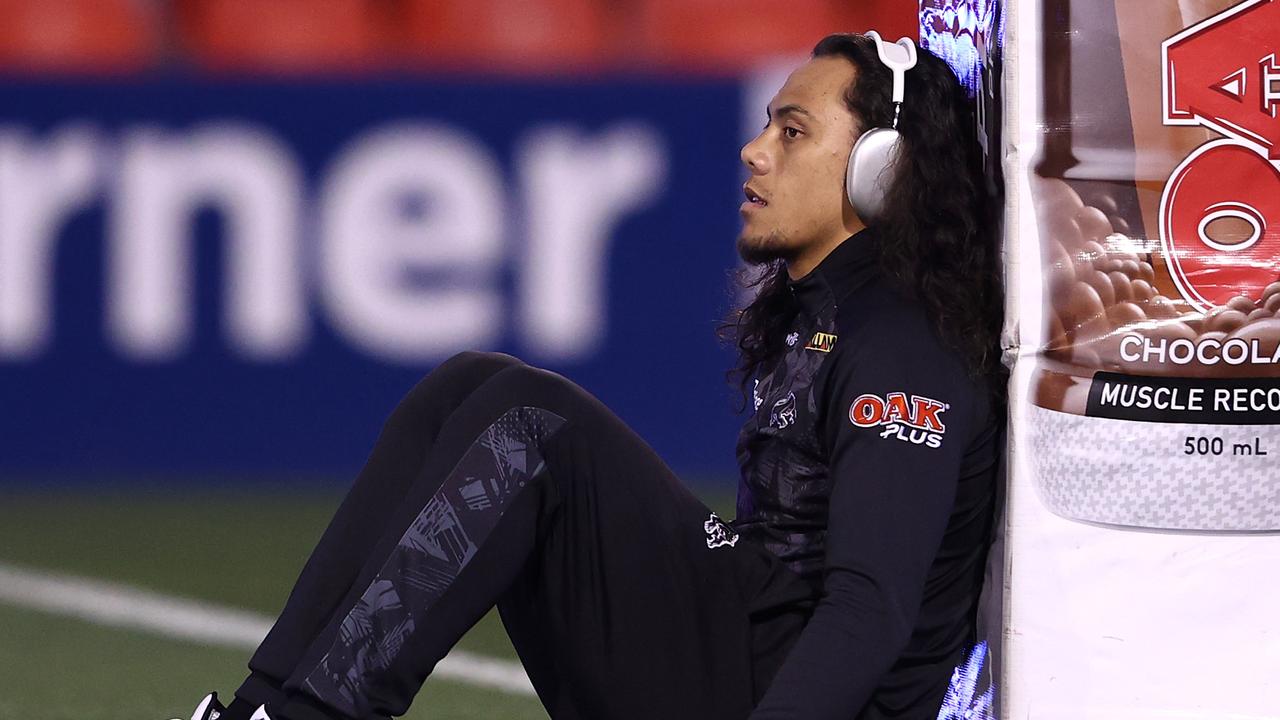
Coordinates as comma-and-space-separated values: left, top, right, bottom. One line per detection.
830, 276, 951, 360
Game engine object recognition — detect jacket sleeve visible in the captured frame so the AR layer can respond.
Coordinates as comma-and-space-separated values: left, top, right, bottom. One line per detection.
747, 323, 975, 719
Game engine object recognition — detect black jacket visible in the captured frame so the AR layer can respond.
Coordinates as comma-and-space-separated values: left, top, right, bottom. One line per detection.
733, 226, 1003, 719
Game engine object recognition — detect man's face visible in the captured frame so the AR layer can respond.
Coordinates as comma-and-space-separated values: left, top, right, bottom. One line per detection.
738, 56, 864, 266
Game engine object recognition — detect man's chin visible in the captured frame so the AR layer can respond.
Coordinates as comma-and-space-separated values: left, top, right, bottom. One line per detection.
736, 230, 792, 266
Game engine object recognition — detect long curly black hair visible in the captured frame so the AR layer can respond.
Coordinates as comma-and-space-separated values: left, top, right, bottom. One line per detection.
717, 32, 1005, 413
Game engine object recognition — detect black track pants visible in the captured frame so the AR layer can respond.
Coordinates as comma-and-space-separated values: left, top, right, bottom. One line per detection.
234, 351, 813, 720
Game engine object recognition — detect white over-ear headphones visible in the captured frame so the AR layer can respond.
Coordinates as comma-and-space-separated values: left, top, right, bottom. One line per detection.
845, 31, 918, 224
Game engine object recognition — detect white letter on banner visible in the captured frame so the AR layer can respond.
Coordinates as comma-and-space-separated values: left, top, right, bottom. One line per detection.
319, 124, 503, 362
0, 126, 99, 359
516, 124, 666, 360
109, 124, 305, 360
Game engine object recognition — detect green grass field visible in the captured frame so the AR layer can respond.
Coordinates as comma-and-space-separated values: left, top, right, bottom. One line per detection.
0, 483, 732, 719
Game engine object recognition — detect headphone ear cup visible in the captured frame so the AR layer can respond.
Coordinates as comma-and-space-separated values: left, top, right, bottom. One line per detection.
845, 127, 904, 224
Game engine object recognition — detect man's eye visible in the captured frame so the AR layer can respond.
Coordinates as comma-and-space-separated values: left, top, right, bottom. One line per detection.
783, 127, 801, 139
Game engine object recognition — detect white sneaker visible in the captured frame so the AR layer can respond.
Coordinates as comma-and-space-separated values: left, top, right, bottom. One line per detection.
170, 692, 272, 720
170, 692, 224, 720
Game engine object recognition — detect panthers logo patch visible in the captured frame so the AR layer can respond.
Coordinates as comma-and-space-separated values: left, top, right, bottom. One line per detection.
704, 512, 740, 549
769, 392, 797, 429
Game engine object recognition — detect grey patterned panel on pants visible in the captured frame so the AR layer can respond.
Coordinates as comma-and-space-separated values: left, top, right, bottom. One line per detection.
301, 406, 567, 718
1028, 405, 1280, 531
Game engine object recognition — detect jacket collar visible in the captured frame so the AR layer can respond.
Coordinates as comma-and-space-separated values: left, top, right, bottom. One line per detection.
786, 226, 878, 317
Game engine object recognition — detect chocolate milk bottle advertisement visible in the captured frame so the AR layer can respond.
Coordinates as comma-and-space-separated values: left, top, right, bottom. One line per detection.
1005, 0, 1280, 716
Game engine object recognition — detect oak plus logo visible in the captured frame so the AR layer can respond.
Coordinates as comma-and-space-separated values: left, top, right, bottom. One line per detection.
849, 392, 949, 449
1160, 0, 1280, 311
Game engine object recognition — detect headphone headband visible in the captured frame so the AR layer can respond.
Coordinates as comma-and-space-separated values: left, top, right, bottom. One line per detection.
863, 31, 918, 107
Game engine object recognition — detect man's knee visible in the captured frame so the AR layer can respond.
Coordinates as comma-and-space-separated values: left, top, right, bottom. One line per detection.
436, 350, 526, 379
386, 351, 528, 432
480, 362, 600, 422
408, 351, 525, 398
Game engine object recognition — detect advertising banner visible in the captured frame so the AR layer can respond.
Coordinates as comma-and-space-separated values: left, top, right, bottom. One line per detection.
0, 78, 748, 479
1006, 0, 1280, 715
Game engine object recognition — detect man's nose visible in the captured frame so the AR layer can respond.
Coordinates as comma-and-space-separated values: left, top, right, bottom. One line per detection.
740, 135, 769, 174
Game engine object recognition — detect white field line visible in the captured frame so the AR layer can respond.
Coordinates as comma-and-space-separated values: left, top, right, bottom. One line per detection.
0, 561, 535, 696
